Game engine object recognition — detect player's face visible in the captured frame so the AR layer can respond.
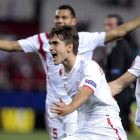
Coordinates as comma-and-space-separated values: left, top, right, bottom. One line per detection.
49, 35, 69, 65
104, 17, 118, 32
54, 9, 76, 27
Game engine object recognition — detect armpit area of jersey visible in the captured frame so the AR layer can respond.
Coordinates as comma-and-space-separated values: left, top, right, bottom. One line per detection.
128, 55, 140, 77
137, 126, 140, 133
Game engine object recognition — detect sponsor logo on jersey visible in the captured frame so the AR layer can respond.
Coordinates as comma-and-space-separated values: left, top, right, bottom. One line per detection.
85, 79, 96, 88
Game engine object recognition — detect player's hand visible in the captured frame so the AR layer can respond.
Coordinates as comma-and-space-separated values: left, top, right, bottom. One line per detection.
50, 97, 72, 119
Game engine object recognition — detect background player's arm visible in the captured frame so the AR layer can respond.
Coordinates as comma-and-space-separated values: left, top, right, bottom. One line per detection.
108, 72, 137, 96
105, 16, 140, 44
0, 40, 23, 52
50, 86, 93, 119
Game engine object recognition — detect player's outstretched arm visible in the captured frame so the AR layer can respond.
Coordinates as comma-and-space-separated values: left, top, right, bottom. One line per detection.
0, 40, 23, 52
105, 16, 140, 44
50, 86, 93, 119
108, 72, 137, 96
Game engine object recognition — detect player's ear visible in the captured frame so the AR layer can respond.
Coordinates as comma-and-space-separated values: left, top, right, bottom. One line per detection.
67, 43, 73, 53
72, 18, 77, 26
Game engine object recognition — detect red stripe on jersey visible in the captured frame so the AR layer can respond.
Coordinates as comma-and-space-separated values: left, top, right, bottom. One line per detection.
59, 69, 62, 76
83, 84, 95, 93
68, 68, 76, 77
38, 34, 49, 72
138, 54, 140, 57
45, 33, 49, 39
107, 118, 122, 140
38, 34, 47, 60
112, 96, 115, 100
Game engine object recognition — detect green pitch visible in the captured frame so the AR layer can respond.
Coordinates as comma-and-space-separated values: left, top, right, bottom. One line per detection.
0, 130, 140, 140
0, 130, 51, 140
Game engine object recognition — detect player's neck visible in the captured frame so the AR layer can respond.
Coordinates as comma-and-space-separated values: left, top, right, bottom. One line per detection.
63, 54, 77, 74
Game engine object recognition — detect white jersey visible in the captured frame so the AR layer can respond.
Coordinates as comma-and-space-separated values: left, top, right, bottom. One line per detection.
18, 32, 106, 109
128, 55, 140, 131
60, 56, 120, 126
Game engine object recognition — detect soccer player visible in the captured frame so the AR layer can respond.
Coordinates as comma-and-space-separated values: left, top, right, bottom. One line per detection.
0, 5, 140, 140
108, 55, 140, 133
49, 25, 127, 140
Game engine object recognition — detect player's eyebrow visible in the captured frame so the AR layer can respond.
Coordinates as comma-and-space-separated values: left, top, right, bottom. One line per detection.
49, 41, 58, 45
62, 16, 67, 19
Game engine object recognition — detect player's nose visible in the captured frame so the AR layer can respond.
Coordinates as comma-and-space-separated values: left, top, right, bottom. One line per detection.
57, 17, 63, 22
56, 18, 64, 24
49, 45, 53, 52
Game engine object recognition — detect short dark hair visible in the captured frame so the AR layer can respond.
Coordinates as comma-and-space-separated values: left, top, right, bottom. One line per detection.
107, 14, 123, 26
57, 5, 76, 18
49, 25, 79, 55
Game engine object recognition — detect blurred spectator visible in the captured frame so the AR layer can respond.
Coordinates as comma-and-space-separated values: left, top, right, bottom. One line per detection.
0, 50, 46, 92
104, 14, 134, 132
92, 46, 106, 69
0, 0, 44, 93
101, 0, 135, 8
124, 32, 140, 57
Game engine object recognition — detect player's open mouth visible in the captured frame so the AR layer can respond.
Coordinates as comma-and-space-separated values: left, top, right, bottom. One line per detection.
52, 53, 58, 61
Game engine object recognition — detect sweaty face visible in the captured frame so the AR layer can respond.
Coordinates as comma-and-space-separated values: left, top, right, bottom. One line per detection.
104, 17, 118, 32
49, 35, 69, 65
54, 9, 76, 27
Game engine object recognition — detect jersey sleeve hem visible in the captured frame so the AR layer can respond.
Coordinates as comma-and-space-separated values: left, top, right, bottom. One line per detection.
128, 69, 140, 78
83, 84, 95, 93
18, 40, 29, 53
128, 55, 140, 78
100, 32, 106, 46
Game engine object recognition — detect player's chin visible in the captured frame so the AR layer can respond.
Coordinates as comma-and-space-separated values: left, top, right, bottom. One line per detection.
53, 61, 60, 65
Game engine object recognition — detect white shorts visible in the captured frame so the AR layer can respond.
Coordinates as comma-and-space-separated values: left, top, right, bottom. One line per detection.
46, 104, 78, 140
62, 117, 127, 140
